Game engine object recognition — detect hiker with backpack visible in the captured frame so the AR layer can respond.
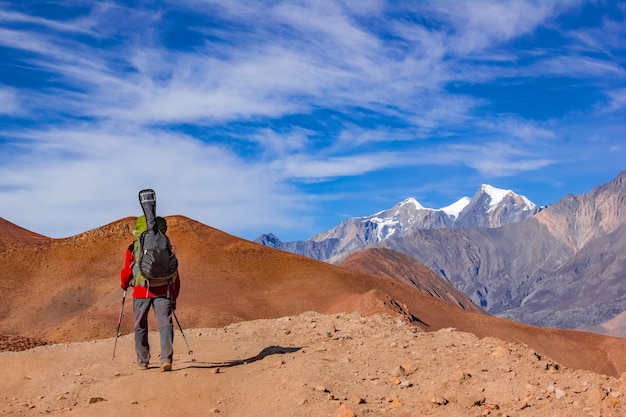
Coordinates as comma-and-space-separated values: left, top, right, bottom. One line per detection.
120, 189, 180, 371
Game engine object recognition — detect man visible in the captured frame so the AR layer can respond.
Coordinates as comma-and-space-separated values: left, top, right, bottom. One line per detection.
120, 216, 180, 371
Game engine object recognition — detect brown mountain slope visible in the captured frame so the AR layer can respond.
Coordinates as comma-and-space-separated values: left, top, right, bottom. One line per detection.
339, 248, 484, 314
0, 216, 49, 249
2, 216, 626, 378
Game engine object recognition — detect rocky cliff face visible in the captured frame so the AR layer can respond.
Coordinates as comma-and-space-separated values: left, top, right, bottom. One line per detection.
380, 171, 626, 329
534, 172, 626, 251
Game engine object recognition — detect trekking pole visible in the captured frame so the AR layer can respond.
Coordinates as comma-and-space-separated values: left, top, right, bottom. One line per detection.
173, 309, 195, 360
112, 289, 127, 361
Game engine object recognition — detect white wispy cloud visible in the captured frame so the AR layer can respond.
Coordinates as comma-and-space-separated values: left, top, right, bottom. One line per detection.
439, 142, 557, 177
0, 87, 21, 115
0, 122, 310, 237
279, 152, 406, 180
427, 0, 565, 55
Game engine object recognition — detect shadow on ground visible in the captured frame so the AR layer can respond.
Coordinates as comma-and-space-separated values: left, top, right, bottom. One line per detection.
175, 345, 303, 370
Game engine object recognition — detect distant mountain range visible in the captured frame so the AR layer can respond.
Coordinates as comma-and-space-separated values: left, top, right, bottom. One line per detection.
256, 172, 626, 331
257, 184, 541, 263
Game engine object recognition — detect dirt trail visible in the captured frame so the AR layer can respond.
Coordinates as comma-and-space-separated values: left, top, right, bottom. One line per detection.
2, 312, 624, 417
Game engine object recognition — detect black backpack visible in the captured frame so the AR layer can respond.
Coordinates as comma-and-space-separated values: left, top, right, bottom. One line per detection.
135, 189, 178, 285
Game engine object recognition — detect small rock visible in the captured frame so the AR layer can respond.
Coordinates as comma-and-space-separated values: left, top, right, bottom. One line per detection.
555, 388, 566, 400
88, 397, 106, 404
336, 404, 355, 417
391, 365, 407, 377
399, 380, 412, 388
388, 398, 403, 408
431, 396, 449, 405
349, 395, 365, 404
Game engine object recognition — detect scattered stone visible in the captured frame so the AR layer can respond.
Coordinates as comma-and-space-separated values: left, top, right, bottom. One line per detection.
399, 380, 412, 388
336, 404, 355, 417
388, 397, 403, 408
391, 365, 407, 377
88, 397, 106, 404
349, 395, 365, 404
0, 334, 50, 352
431, 396, 449, 405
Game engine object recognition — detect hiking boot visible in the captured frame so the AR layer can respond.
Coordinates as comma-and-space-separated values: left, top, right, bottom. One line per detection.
138, 363, 148, 370
161, 363, 172, 372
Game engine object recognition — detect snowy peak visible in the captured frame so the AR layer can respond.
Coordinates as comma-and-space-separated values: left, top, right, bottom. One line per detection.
369, 197, 426, 218
441, 197, 471, 219
478, 184, 536, 213
453, 184, 540, 228
256, 184, 541, 261
480, 184, 512, 209
399, 197, 425, 210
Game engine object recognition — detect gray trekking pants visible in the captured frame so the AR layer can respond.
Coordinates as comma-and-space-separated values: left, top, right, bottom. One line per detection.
133, 297, 174, 366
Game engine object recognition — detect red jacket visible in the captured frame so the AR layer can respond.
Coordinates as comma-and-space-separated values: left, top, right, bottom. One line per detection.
120, 243, 180, 300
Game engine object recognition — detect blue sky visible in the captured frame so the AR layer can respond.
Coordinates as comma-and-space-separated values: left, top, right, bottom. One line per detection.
0, 1, 624, 242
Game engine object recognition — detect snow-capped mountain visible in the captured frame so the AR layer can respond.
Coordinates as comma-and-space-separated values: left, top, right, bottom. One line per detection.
256, 184, 541, 262
454, 184, 538, 228
256, 172, 626, 331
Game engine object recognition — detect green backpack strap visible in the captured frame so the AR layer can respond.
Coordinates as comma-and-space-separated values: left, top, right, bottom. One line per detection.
132, 216, 148, 287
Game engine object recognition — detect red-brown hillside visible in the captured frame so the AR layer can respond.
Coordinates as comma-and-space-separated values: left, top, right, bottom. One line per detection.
339, 247, 484, 314
0, 217, 49, 249
2, 216, 626, 378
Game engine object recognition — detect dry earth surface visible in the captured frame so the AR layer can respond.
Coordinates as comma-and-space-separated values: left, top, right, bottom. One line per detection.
2, 311, 626, 417
3, 216, 626, 416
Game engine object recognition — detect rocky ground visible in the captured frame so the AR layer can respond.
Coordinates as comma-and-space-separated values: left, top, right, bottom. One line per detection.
1, 312, 624, 417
